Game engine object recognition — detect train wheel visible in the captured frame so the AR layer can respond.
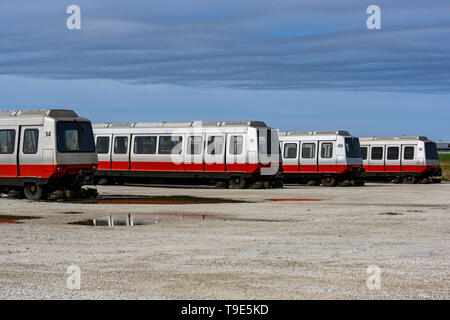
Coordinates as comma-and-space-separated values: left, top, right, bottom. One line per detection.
403, 176, 417, 184
229, 177, 246, 189
263, 181, 270, 189
419, 178, 430, 184
321, 177, 337, 187
307, 180, 319, 186
24, 183, 45, 201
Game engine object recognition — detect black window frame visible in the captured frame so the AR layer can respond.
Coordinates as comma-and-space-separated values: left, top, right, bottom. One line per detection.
283, 143, 298, 159
301, 143, 316, 159
23, 129, 39, 155
0, 129, 16, 154
134, 136, 157, 155
56, 121, 95, 153
96, 136, 110, 154
320, 142, 333, 159
229, 135, 244, 155
207, 136, 224, 155
404, 146, 415, 160
386, 146, 399, 160
158, 136, 183, 155
371, 147, 383, 160
361, 146, 368, 160
187, 136, 203, 155
114, 136, 129, 155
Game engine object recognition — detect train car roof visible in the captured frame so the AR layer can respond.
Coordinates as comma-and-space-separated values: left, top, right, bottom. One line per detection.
94, 120, 269, 129
279, 130, 351, 136
0, 109, 79, 119
359, 136, 431, 142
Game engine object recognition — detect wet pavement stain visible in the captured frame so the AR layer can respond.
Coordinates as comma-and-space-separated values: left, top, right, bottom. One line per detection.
0, 215, 41, 224
63, 195, 248, 205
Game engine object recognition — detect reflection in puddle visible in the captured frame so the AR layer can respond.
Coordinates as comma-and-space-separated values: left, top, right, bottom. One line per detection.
0, 215, 40, 224
65, 195, 247, 205
268, 199, 324, 202
69, 214, 158, 227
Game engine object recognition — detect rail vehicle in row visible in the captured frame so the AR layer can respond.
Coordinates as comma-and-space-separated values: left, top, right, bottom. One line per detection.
0, 109, 97, 200
279, 130, 364, 186
92, 121, 283, 188
359, 136, 441, 183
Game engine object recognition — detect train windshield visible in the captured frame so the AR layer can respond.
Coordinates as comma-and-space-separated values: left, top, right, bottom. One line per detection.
57, 121, 95, 153
345, 137, 362, 158
425, 142, 439, 160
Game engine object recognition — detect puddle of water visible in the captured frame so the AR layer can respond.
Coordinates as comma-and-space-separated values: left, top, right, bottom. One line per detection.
380, 212, 403, 216
69, 215, 158, 227
0, 215, 40, 224
268, 199, 324, 202
65, 195, 246, 205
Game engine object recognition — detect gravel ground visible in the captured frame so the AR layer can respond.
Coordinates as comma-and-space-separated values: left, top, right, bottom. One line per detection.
0, 182, 449, 299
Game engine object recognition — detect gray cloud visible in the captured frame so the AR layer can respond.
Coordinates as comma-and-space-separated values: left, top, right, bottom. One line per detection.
0, 0, 449, 92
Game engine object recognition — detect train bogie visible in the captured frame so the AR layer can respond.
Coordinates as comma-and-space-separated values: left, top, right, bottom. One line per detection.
0, 109, 98, 200
93, 121, 282, 188
279, 130, 364, 186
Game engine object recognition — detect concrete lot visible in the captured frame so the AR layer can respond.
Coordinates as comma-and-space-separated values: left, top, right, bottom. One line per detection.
0, 183, 449, 299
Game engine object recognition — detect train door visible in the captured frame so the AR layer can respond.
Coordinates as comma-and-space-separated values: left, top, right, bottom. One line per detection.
184, 134, 205, 172
318, 141, 336, 172
385, 145, 400, 172
0, 126, 19, 177
226, 133, 247, 172
300, 141, 318, 173
111, 134, 130, 170
282, 140, 299, 173
401, 144, 416, 172
130, 134, 158, 171
95, 135, 112, 170
18, 126, 43, 177
367, 145, 385, 172
204, 133, 226, 172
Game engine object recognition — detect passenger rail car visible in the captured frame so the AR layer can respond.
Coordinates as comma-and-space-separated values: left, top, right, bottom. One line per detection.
0, 109, 97, 200
279, 130, 364, 187
92, 121, 282, 188
360, 136, 441, 183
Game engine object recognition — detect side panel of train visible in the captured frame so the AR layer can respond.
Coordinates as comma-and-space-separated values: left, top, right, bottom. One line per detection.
0, 110, 98, 199
279, 133, 364, 186
93, 125, 281, 188
360, 138, 441, 183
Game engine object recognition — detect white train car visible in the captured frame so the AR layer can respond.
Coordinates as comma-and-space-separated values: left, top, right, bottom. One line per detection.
360, 136, 441, 183
0, 109, 97, 200
92, 121, 282, 188
279, 130, 364, 186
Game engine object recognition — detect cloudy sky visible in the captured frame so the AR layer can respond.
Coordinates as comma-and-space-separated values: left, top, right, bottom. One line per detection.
0, 0, 449, 140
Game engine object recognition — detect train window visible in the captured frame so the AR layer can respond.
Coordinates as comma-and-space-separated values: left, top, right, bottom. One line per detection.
320, 143, 333, 158
158, 136, 183, 155
0, 130, 15, 154
425, 142, 439, 160
96, 137, 110, 154
229, 136, 243, 155
361, 147, 368, 160
387, 146, 399, 160
371, 147, 383, 160
23, 129, 39, 154
404, 146, 415, 160
302, 143, 316, 159
114, 137, 128, 154
207, 136, 224, 155
57, 121, 95, 153
134, 136, 156, 154
187, 136, 203, 155
284, 143, 297, 159
345, 137, 362, 158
